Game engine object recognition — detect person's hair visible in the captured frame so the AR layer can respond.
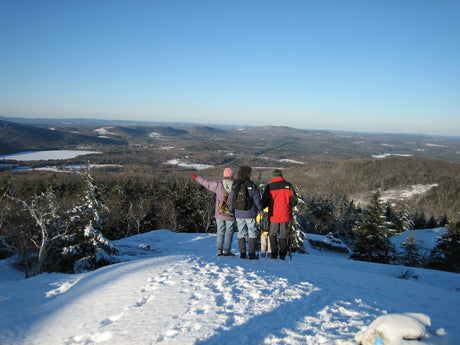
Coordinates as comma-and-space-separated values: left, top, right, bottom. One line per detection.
237, 166, 252, 180
272, 169, 283, 177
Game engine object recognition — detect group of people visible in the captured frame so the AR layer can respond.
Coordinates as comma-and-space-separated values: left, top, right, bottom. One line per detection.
191, 165, 298, 260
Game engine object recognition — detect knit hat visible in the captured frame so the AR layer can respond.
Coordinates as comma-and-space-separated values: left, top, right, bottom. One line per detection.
223, 167, 234, 178
272, 169, 283, 177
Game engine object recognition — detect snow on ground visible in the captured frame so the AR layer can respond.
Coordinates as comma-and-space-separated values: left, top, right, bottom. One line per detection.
391, 228, 447, 255
165, 159, 214, 171
148, 132, 162, 138
279, 159, 304, 165
1, 230, 459, 345
93, 127, 116, 136
1, 163, 121, 173
372, 153, 413, 159
353, 184, 438, 207
379, 184, 439, 204
0, 150, 100, 161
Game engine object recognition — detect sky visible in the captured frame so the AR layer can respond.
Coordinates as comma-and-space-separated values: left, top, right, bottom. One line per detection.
1, 0, 459, 136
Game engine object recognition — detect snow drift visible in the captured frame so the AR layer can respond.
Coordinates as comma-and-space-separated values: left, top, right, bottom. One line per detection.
0, 230, 459, 345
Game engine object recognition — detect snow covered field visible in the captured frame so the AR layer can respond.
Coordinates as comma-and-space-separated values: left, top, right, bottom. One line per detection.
1, 230, 459, 345
165, 159, 214, 171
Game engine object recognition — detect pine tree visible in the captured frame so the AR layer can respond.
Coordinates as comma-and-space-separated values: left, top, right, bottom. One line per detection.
427, 219, 460, 273
290, 187, 307, 254
334, 196, 360, 245
62, 167, 117, 273
400, 232, 422, 267
307, 196, 336, 235
413, 213, 427, 229
165, 178, 214, 232
351, 190, 395, 264
396, 203, 413, 234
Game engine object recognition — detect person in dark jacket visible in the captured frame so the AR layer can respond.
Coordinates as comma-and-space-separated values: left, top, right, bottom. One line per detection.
262, 169, 298, 260
191, 168, 235, 256
229, 166, 262, 259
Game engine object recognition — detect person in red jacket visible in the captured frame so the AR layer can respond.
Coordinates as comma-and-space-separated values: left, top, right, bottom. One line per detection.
261, 169, 298, 260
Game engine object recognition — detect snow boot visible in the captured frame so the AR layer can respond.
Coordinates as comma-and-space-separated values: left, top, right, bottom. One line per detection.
248, 238, 259, 259
279, 238, 288, 260
269, 236, 278, 259
238, 238, 247, 259
217, 249, 223, 256
223, 250, 234, 256
249, 253, 259, 260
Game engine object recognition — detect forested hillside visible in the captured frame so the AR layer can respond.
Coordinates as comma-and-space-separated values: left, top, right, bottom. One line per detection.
1, 119, 459, 219
1, 118, 459, 278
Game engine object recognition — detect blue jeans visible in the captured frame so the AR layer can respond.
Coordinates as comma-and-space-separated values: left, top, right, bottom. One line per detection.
216, 219, 235, 251
236, 218, 258, 239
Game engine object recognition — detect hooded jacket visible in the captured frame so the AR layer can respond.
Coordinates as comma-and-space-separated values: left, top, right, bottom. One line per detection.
195, 176, 235, 221
262, 176, 297, 223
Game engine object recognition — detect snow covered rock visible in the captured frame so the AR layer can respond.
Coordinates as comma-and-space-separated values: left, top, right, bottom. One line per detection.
355, 313, 431, 345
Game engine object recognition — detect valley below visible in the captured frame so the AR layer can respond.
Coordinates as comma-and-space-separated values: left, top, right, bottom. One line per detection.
1, 117, 460, 219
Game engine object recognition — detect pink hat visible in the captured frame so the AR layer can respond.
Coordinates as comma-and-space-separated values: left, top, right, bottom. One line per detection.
223, 167, 233, 178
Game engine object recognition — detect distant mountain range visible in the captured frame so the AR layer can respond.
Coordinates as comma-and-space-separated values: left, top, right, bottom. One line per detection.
0, 119, 126, 155
1, 116, 459, 219
1, 116, 460, 162
0, 116, 245, 130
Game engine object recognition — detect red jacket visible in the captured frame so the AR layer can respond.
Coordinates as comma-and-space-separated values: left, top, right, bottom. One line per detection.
261, 177, 297, 223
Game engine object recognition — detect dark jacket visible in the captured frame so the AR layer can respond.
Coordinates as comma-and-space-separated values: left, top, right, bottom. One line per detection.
229, 179, 262, 219
262, 176, 297, 223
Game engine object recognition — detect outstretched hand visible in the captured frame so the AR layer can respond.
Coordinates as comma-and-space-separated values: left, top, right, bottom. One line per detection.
191, 173, 197, 180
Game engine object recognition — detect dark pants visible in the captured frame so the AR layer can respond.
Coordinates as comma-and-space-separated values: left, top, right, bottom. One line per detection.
269, 222, 289, 260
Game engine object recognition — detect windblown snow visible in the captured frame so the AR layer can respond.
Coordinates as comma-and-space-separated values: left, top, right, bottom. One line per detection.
0, 230, 459, 345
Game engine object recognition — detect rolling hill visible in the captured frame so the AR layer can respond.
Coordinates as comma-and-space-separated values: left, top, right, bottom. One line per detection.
1, 117, 459, 218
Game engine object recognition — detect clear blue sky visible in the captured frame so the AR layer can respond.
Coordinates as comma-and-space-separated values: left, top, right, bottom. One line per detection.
1, 1, 459, 135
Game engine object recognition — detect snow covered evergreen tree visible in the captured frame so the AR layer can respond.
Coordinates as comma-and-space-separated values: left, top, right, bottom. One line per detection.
351, 190, 395, 264
427, 219, 460, 273
395, 202, 413, 234
290, 187, 307, 254
61, 167, 117, 273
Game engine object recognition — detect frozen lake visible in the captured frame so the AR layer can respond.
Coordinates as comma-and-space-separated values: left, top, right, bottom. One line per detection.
0, 150, 100, 161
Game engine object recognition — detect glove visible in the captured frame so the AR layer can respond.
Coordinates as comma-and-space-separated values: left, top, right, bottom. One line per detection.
191, 173, 197, 180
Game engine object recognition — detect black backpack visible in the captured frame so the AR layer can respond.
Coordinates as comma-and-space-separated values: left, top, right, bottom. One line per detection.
233, 181, 254, 210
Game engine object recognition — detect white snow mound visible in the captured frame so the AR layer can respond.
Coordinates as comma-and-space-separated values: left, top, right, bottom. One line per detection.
355, 312, 431, 345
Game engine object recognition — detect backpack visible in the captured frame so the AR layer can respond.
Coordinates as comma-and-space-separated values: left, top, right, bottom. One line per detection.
218, 191, 232, 216
259, 211, 270, 232
233, 181, 254, 210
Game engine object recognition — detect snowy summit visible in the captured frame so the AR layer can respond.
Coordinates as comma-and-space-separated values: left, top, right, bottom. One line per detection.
1, 230, 459, 345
